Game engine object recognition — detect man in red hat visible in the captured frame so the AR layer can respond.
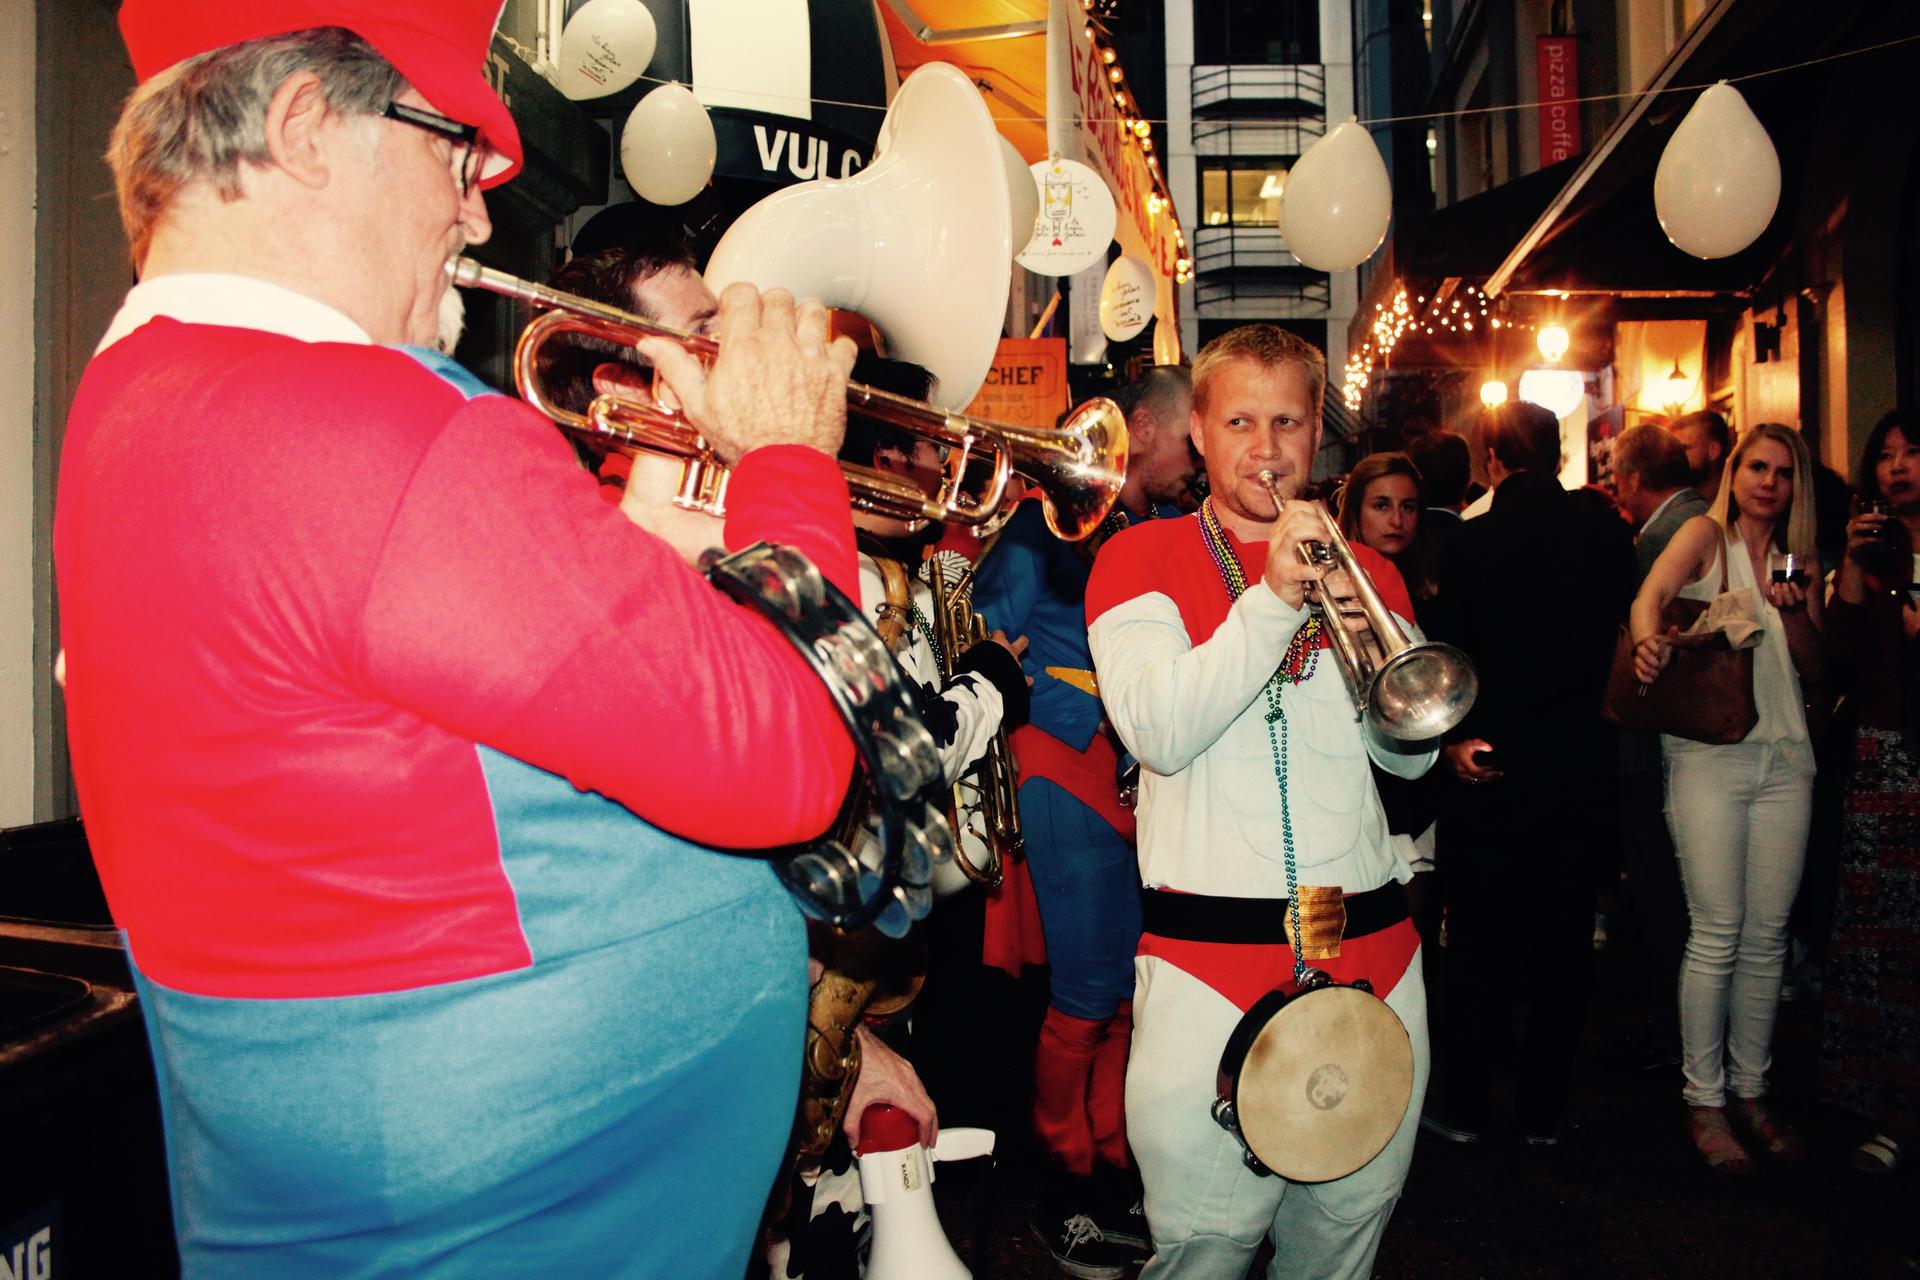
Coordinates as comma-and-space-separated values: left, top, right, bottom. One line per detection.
56, 4, 864, 1276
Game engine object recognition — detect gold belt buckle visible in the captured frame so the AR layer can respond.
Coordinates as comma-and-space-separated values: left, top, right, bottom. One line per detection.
1283, 884, 1346, 960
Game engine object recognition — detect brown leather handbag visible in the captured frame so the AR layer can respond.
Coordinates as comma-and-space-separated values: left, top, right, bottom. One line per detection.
1602, 537, 1759, 745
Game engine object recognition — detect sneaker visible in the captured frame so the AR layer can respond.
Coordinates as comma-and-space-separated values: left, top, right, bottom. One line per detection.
1418, 1113, 1483, 1144
1097, 1196, 1149, 1254
1030, 1211, 1132, 1280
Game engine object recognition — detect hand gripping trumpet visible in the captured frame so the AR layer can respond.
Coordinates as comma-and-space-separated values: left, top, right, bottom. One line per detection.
1257, 471, 1477, 741
448, 257, 1130, 543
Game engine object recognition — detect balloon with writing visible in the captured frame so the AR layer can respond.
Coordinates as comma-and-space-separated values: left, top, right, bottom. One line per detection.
558, 0, 658, 102
1099, 255, 1155, 342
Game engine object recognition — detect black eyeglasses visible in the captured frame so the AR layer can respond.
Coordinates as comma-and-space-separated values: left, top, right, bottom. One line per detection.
381, 101, 484, 197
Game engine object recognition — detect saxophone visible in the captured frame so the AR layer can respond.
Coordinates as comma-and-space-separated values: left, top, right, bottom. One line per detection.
926, 548, 1021, 888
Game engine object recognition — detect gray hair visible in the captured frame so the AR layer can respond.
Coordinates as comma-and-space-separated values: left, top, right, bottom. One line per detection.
107, 27, 405, 267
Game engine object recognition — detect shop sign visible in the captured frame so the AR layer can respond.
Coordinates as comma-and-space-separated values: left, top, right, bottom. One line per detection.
1537, 37, 1582, 166
963, 338, 1069, 430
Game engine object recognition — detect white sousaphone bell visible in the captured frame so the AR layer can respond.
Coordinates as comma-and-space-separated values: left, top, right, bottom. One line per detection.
704, 62, 1013, 411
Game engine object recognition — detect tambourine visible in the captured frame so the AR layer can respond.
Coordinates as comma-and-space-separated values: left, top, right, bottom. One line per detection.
1210, 969, 1414, 1183
703, 542, 955, 938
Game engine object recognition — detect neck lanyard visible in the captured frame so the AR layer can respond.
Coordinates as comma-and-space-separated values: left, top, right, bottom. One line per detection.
1197, 499, 1322, 982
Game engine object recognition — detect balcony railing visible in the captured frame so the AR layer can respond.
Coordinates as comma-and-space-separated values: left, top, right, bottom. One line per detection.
1192, 64, 1326, 117
1192, 226, 1331, 310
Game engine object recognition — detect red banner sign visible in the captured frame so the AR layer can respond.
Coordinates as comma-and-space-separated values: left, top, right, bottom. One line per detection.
1537, 37, 1581, 166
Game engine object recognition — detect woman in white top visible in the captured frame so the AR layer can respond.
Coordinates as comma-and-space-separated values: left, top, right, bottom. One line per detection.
1631, 421, 1824, 1174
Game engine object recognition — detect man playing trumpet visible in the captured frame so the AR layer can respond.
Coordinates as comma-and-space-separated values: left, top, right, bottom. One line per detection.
57, 4, 863, 1275
1086, 326, 1436, 1278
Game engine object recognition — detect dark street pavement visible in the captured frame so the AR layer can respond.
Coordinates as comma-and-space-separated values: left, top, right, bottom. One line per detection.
925, 924, 1916, 1279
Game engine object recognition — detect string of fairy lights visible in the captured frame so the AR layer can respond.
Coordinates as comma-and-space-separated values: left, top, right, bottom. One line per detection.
1079, 2, 1193, 283
1340, 283, 1545, 411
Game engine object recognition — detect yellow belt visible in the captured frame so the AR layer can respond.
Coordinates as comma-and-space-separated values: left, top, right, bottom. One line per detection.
1044, 666, 1099, 697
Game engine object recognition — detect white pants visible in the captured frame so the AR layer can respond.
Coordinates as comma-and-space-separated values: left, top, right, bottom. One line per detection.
1662, 737, 1814, 1108
1126, 953, 1428, 1280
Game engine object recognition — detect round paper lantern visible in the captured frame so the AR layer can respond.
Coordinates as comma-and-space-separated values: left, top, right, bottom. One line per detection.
620, 84, 716, 206
1099, 255, 1155, 342
1016, 158, 1118, 277
558, 0, 657, 101
1653, 83, 1780, 260
1276, 122, 1392, 272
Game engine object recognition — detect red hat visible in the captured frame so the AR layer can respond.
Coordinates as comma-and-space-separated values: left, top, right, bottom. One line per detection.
118, 0, 523, 188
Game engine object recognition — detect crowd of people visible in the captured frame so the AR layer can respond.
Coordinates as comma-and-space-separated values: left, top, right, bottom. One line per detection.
46, 3, 1918, 1279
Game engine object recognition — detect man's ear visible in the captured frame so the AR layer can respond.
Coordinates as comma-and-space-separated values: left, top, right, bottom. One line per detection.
1189, 406, 1205, 455
262, 72, 338, 192
591, 362, 650, 398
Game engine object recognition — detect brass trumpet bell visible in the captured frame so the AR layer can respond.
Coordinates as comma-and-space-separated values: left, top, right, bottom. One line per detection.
450, 258, 1129, 542
1259, 472, 1479, 741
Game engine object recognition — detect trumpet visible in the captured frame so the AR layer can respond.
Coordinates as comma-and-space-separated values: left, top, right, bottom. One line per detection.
1257, 471, 1477, 741
450, 258, 1129, 542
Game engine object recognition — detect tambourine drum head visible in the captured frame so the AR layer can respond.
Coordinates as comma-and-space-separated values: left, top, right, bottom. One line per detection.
1237, 985, 1413, 1183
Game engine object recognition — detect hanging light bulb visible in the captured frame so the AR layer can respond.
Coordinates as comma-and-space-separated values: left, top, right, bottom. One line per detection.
1132, 119, 1151, 138
1536, 324, 1571, 362
1109, 67, 1123, 82
1102, 45, 1117, 64
1479, 379, 1509, 407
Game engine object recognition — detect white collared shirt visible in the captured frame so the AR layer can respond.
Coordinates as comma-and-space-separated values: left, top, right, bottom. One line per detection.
98, 274, 372, 353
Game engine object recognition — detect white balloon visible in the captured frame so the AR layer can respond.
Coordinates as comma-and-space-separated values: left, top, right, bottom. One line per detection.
1099, 255, 1155, 342
558, 0, 657, 102
620, 84, 716, 206
999, 137, 1040, 263
1654, 82, 1780, 260
1276, 121, 1392, 272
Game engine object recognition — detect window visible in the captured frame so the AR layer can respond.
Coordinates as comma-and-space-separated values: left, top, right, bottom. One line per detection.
1201, 160, 1289, 227
1194, 0, 1319, 66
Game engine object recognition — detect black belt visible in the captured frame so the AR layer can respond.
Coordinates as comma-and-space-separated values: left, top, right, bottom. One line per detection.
1141, 882, 1408, 946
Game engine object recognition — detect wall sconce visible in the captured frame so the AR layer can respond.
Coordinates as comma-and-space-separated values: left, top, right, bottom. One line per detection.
1536, 324, 1570, 363
1660, 359, 1694, 414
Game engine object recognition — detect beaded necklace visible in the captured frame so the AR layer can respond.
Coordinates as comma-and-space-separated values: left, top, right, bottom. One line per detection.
1197, 497, 1320, 982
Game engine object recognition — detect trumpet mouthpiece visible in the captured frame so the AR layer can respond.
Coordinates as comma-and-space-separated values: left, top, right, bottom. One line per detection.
1258, 470, 1278, 485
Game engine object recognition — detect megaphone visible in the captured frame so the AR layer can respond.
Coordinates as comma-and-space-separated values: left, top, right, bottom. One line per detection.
704, 63, 1012, 411
856, 1104, 996, 1280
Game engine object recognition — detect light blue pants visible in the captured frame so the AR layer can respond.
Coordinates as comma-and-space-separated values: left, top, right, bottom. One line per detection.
1663, 737, 1815, 1107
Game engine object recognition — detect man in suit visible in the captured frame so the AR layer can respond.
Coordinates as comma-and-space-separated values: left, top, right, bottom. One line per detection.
1425, 401, 1638, 1144
1610, 422, 1708, 1065
1615, 423, 1710, 577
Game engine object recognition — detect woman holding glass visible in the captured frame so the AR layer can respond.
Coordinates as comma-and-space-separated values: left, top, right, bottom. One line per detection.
1820, 410, 1920, 1173
1631, 421, 1823, 1173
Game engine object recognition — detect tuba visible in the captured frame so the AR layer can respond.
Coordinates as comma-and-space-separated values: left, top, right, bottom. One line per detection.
925, 550, 1019, 891
1257, 472, 1478, 741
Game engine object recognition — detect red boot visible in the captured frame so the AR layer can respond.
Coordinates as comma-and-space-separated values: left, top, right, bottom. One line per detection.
1032, 1005, 1107, 1177
1088, 999, 1133, 1169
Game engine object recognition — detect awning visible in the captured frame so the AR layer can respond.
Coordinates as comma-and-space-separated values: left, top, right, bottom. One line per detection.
878, 0, 1049, 162
1482, 0, 1884, 304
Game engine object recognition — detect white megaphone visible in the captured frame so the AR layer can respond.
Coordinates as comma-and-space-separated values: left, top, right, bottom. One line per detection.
857, 1104, 996, 1280
704, 63, 1012, 411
